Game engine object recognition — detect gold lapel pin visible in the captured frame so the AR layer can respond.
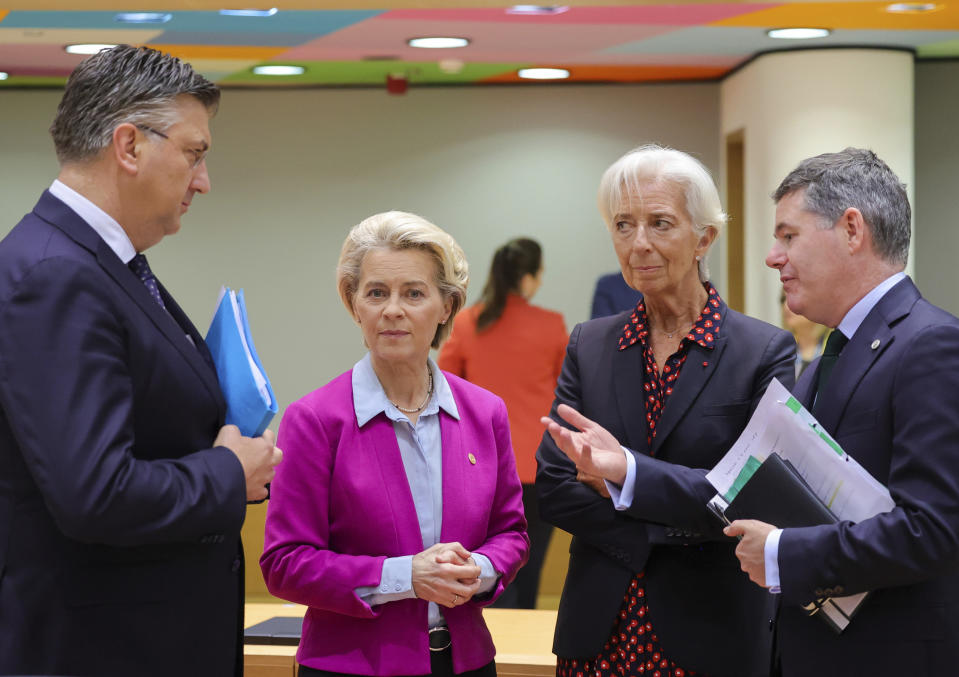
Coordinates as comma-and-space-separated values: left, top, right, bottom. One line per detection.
468, 453, 476, 465
871, 339, 880, 350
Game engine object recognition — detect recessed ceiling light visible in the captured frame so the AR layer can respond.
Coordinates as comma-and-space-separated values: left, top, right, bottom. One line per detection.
408, 37, 470, 49
886, 2, 937, 11
0, 72, 8, 81
518, 67, 570, 80
506, 5, 570, 15
767, 28, 831, 39
252, 65, 304, 76
219, 8, 278, 17
65, 43, 119, 55
114, 12, 172, 24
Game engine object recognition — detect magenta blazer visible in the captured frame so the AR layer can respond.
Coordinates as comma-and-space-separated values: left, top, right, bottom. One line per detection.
261, 369, 529, 676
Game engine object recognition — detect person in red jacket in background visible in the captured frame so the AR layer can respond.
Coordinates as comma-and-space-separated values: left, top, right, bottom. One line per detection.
439, 237, 567, 609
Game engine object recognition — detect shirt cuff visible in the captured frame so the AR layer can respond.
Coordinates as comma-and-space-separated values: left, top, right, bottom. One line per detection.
765, 528, 783, 594
607, 446, 636, 510
355, 555, 416, 606
471, 552, 500, 596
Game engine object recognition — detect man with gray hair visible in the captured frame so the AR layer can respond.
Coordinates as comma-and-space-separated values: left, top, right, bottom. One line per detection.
0, 45, 281, 675
727, 148, 959, 676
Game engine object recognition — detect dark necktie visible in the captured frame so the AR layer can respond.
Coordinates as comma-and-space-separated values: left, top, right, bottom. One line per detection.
129, 254, 167, 311
813, 329, 848, 412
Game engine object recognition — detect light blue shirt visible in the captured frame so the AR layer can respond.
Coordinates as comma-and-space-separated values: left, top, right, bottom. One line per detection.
351, 354, 499, 627
764, 271, 907, 592
49, 180, 136, 263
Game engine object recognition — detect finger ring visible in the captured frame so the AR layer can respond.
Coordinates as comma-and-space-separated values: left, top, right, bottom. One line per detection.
452, 594, 459, 605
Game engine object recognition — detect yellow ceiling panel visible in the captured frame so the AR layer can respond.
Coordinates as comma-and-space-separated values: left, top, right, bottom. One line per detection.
712, 2, 959, 30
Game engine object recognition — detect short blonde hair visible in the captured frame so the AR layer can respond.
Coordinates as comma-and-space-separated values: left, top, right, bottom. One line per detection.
598, 144, 726, 282
337, 211, 469, 348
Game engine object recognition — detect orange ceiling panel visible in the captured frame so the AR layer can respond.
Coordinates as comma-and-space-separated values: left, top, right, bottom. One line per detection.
483, 64, 732, 84
144, 45, 289, 61
712, 2, 959, 30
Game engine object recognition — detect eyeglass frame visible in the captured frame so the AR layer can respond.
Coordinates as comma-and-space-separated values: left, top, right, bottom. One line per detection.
136, 124, 208, 169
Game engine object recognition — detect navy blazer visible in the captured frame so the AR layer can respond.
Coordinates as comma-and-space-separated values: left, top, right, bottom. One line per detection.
0, 192, 247, 676
776, 277, 959, 677
536, 295, 795, 677
590, 272, 644, 319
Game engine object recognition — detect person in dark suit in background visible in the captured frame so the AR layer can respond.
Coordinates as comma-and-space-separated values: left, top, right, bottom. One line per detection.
727, 148, 959, 677
589, 270, 643, 319
537, 145, 795, 677
0, 45, 281, 676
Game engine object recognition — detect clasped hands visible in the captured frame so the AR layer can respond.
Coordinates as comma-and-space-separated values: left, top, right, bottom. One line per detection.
541, 404, 775, 588
412, 542, 481, 609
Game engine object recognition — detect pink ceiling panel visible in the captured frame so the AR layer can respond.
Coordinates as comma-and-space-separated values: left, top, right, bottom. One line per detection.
0, 43, 84, 76
380, 5, 781, 27
280, 18, 677, 62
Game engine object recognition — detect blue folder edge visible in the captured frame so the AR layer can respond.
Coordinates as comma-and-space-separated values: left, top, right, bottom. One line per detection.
237, 289, 278, 435
205, 287, 277, 437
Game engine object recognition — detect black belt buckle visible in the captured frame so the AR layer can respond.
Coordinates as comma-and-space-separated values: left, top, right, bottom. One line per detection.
429, 626, 451, 652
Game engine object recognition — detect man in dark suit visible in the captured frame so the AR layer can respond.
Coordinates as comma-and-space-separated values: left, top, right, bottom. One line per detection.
0, 45, 281, 676
589, 270, 643, 319
727, 148, 959, 676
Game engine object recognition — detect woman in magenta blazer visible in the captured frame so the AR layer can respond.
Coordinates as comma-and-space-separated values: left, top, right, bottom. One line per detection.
261, 211, 529, 677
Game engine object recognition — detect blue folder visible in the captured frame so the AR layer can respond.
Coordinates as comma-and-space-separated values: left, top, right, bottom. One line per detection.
205, 287, 277, 437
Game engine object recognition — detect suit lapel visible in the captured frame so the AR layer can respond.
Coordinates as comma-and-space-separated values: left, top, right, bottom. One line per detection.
98, 246, 224, 407
794, 360, 818, 409
813, 278, 918, 432
651, 337, 725, 457
364, 415, 424, 552
439, 408, 465, 543
35, 190, 225, 415
612, 341, 649, 451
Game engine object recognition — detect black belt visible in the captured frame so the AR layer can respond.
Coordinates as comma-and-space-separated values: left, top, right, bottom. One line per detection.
429, 626, 451, 652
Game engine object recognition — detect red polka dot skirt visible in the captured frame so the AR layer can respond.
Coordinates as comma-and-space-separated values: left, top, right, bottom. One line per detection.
556, 573, 701, 677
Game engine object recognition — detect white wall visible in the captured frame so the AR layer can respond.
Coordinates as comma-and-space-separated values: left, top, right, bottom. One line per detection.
0, 83, 719, 417
720, 49, 915, 325
915, 60, 959, 317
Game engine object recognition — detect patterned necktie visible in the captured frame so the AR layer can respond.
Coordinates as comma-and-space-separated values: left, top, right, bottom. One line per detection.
813, 329, 848, 412
129, 254, 167, 311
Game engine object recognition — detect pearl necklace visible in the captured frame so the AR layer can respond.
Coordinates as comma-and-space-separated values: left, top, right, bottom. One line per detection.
389, 368, 434, 414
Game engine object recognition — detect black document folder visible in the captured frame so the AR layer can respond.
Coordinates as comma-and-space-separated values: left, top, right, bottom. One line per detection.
723, 452, 837, 527
243, 616, 303, 645
709, 452, 866, 634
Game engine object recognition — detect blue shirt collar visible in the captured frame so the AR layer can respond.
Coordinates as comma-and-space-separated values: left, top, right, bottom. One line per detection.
352, 353, 459, 426
836, 271, 907, 341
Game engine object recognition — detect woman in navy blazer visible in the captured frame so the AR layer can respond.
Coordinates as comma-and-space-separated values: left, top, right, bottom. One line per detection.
536, 146, 795, 677
261, 211, 529, 677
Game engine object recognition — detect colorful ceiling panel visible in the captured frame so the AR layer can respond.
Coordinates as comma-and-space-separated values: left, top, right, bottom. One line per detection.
0, 3, 954, 90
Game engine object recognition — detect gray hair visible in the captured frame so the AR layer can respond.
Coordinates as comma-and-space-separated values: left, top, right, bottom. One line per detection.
337, 211, 469, 348
598, 144, 726, 282
50, 44, 220, 164
773, 148, 911, 266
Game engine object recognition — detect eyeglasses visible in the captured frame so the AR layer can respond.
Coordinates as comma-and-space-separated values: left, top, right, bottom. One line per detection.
137, 124, 208, 169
